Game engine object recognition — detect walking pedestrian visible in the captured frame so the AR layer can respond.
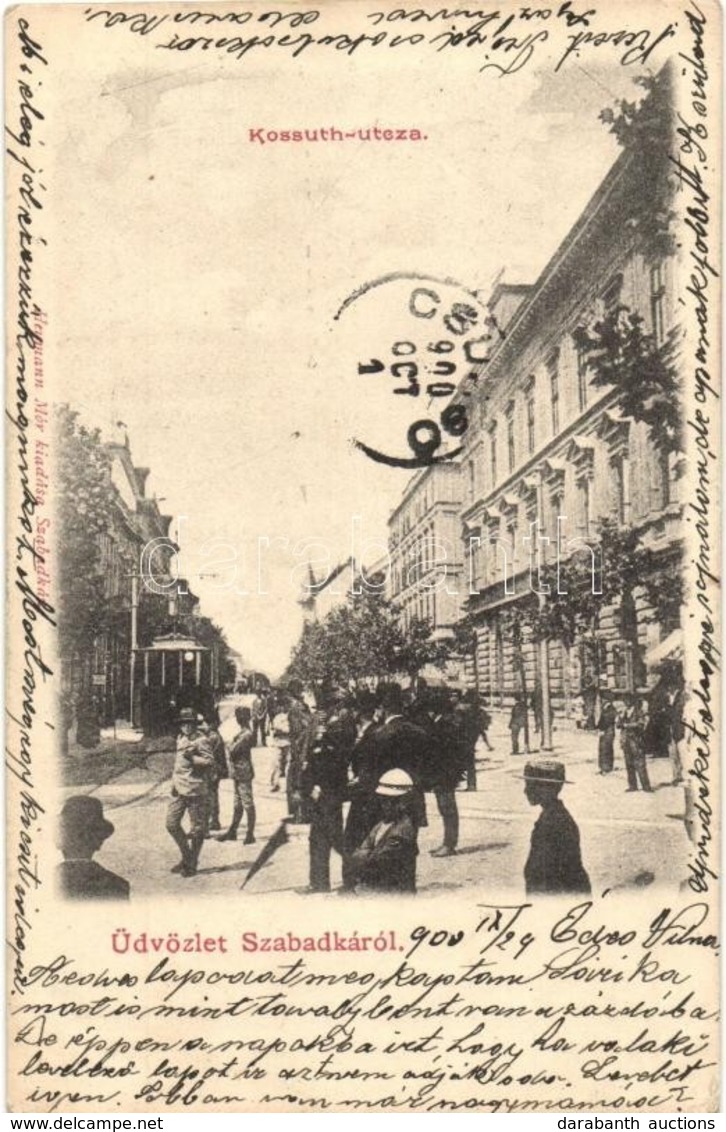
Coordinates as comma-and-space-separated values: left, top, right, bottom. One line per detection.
368, 683, 429, 829
251, 689, 268, 747
429, 690, 467, 857
286, 682, 312, 823
523, 760, 591, 896
453, 688, 480, 790
166, 708, 215, 877
349, 769, 419, 894
270, 698, 291, 792
669, 675, 685, 786
509, 693, 527, 755
217, 706, 256, 843
643, 677, 671, 760
301, 693, 356, 892
619, 692, 653, 793
200, 715, 228, 834
596, 691, 617, 774
342, 690, 382, 889
478, 699, 494, 752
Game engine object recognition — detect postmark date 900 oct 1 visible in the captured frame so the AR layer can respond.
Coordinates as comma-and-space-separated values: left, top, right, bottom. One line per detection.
342, 276, 504, 468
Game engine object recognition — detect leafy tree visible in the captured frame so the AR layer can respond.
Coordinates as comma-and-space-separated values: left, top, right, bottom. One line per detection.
55, 405, 118, 666
285, 618, 337, 691
599, 67, 676, 261
584, 69, 683, 461
284, 589, 448, 692
518, 518, 683, 691
395, 615, 451, 681
574, 310, 682, 457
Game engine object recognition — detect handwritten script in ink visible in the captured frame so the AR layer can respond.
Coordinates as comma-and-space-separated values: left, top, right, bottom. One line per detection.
79, 5, 677, 76
12, 901, 719, 1113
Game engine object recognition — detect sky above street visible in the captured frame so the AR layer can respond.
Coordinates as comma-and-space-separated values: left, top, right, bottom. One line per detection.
46, 12, 644, 676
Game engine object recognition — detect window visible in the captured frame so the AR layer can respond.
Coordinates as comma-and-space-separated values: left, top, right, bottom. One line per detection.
550, 492, 563, 542
507, 520, 517, 567
650, 262, 666, 345
468, 458, 476, 501
526, 387, 536, 453
506, 404, 516, 473
490, 431, 497, 488
660, 450, 671, 507
548, 351, 560, 434
576, 343, 589, 412
602, 273, 623, 315
651, 449, 671, 510
577, 477, 591, 536
612, 455, 631, 524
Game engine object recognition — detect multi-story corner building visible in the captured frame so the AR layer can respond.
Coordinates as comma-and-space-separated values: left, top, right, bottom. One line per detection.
388, 463, 465, 640
89, 427, 198, 725
458, 108, 682, 718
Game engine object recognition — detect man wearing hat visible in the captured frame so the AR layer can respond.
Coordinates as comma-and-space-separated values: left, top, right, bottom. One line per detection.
523, 760, 590, 896
619, 690, 653, 793
166, 708, 216, 877
367, 682, 430, 829
301, 690, 357, 892
217, 705, 256, 843
56, 795, 130, 900
341, 689, 383, 889
349, 768, 419, 894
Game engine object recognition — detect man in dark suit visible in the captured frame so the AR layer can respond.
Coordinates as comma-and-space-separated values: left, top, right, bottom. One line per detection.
523, 760, 590, 896
342, 690, 382, 888
301, 692, 357, 892
368, 683, 430, 829
56, 796, 130, 901
427, 690, 468, 856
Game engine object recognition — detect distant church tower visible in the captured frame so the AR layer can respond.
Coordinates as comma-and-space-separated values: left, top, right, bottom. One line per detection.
298, 562, 318, 623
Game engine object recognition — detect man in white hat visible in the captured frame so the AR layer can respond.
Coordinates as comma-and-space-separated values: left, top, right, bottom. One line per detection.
523, 760, 590, 896
348, 768, 419, 894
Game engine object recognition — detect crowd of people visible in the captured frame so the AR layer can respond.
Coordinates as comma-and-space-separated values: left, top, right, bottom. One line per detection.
57, 668, 683, 900
159, 678, 592, 897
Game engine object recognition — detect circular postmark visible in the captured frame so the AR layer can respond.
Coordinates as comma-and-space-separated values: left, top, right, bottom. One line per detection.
334, 272, 501, 469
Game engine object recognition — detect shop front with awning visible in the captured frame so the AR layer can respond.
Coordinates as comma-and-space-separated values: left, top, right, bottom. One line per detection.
646, 628, 683, 667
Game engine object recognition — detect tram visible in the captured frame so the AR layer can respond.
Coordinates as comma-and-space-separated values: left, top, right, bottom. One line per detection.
137, 634, 220, 737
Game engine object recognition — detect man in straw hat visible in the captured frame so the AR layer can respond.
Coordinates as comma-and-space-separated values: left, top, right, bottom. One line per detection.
348, 768, 419, 894
56, 795, 130, 901
523, 760, 590, 896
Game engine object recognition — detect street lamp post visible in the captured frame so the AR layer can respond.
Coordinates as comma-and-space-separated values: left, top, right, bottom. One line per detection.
129, 572, 139, 725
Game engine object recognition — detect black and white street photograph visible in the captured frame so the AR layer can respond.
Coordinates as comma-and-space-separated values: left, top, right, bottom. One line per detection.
53, 63, 695, 902
7, 0, 719, 1116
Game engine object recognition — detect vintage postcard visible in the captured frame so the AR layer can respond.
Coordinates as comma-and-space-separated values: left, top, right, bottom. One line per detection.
5, 0, 721, 1115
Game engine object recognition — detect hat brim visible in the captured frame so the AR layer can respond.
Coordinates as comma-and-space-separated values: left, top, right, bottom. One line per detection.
376, 786, 412, 796
523, 771, 573, 785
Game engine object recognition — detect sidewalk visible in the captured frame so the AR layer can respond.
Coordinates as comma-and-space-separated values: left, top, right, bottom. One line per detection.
63, 731, 171, 792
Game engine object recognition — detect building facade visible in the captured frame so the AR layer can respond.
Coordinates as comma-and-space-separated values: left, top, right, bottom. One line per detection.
74, 426, 199, 728
458, 137, 681, 717
388, 463, 465, 640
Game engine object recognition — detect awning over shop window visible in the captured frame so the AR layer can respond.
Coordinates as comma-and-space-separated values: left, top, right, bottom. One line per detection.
646, 629, 683, 665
